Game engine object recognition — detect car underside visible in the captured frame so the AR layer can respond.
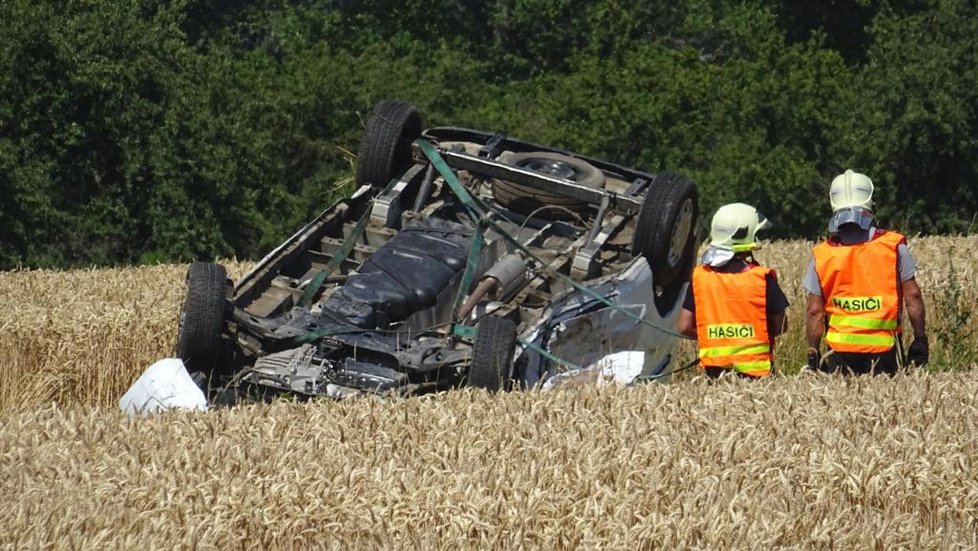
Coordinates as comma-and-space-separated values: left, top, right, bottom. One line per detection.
174, 100, 700, 404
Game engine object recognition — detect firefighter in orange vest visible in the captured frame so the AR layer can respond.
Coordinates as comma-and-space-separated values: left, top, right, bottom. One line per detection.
804, 169, 928, 374
678, 203, 789, 378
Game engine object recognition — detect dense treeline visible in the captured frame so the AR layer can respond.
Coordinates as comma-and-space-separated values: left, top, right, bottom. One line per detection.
1, 0, 976, 268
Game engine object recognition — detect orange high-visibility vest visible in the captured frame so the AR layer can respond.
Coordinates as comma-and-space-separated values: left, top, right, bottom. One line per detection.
813, 230, 904, 353
691, 265, 773, 377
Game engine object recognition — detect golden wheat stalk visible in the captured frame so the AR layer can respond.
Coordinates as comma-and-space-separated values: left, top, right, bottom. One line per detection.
1, 239, 977, 547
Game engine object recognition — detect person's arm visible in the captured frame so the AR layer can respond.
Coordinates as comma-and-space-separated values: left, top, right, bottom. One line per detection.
769, 311, 787, 338
896, 244, 928, 365
766, 273, 789, 338
799, 255, 826, 370
902, 277, 929, 365
903, 277, 926, 337
677, 308, 697, 339
805, 293, 826, 370
805, 293, 826, 349
801, 257, 825, 351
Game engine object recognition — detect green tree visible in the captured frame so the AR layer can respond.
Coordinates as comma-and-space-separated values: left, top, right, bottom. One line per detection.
834, 1, 978, 235
2, 0, 976, 269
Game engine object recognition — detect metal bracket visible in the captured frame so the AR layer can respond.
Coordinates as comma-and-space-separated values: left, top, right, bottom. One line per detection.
624, 177, 650, 196
571, 214, 627, 280
370, 164, 426, 229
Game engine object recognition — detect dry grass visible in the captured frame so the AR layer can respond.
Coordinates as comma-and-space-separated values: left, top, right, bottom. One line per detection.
2, 377, 978, 548
1, 237, 978, 548
0, 261, 251, 415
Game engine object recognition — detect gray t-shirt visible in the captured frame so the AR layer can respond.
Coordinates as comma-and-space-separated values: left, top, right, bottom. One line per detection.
802, 226, 917, 296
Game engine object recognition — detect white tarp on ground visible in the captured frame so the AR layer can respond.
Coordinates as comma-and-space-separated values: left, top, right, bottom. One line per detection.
541, 350, 645, 390
119, 352, 650, 412
119, 358, 207, 415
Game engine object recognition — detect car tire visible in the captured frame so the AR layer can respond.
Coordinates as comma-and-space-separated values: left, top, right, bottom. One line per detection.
492, 151, 604, 218
468, 316, 518, 392
355, 100, 423, 189
176, 262, 229, 382
631, 171, 698, 288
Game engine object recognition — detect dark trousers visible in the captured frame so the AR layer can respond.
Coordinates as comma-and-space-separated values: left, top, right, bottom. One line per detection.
821, 348, 899, 375
703, 366, 766, 380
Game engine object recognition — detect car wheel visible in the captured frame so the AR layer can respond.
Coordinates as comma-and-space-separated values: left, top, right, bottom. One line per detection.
632, 171, 699, 288
355, 100, 423, 189
492, 151, 604, 219
176, 262, 229, 383
468, 316, 518, 392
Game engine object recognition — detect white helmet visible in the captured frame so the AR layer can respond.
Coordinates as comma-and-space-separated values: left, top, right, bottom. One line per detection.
701, 203, 772, 267
828, 169, 875, 232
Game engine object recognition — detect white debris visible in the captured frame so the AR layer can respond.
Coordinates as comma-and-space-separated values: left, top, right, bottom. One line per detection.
542, 350, 646, 390
119, 358, 208, 415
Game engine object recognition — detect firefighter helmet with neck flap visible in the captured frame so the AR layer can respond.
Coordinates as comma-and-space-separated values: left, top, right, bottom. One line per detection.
828, 169, 875, 232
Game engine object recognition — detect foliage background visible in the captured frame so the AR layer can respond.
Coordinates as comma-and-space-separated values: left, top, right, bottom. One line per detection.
1, 0, 976, 268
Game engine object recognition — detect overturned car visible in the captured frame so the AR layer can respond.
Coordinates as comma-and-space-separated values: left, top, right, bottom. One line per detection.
175, 100, 699, 403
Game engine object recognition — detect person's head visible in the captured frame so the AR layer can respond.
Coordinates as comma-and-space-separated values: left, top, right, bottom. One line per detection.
701, 202, 772, 267
828, 169, 875, 233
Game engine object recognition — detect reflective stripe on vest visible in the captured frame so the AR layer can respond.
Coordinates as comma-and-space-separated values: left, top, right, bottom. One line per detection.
692, 264, 773, 377
813, 230, 904, 354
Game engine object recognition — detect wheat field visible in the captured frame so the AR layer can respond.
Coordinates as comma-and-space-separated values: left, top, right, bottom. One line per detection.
2, 236, 978, 548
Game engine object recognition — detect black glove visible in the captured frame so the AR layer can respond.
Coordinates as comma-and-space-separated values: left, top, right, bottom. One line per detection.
807, 348, 821, 371
907, 336, 929, 367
